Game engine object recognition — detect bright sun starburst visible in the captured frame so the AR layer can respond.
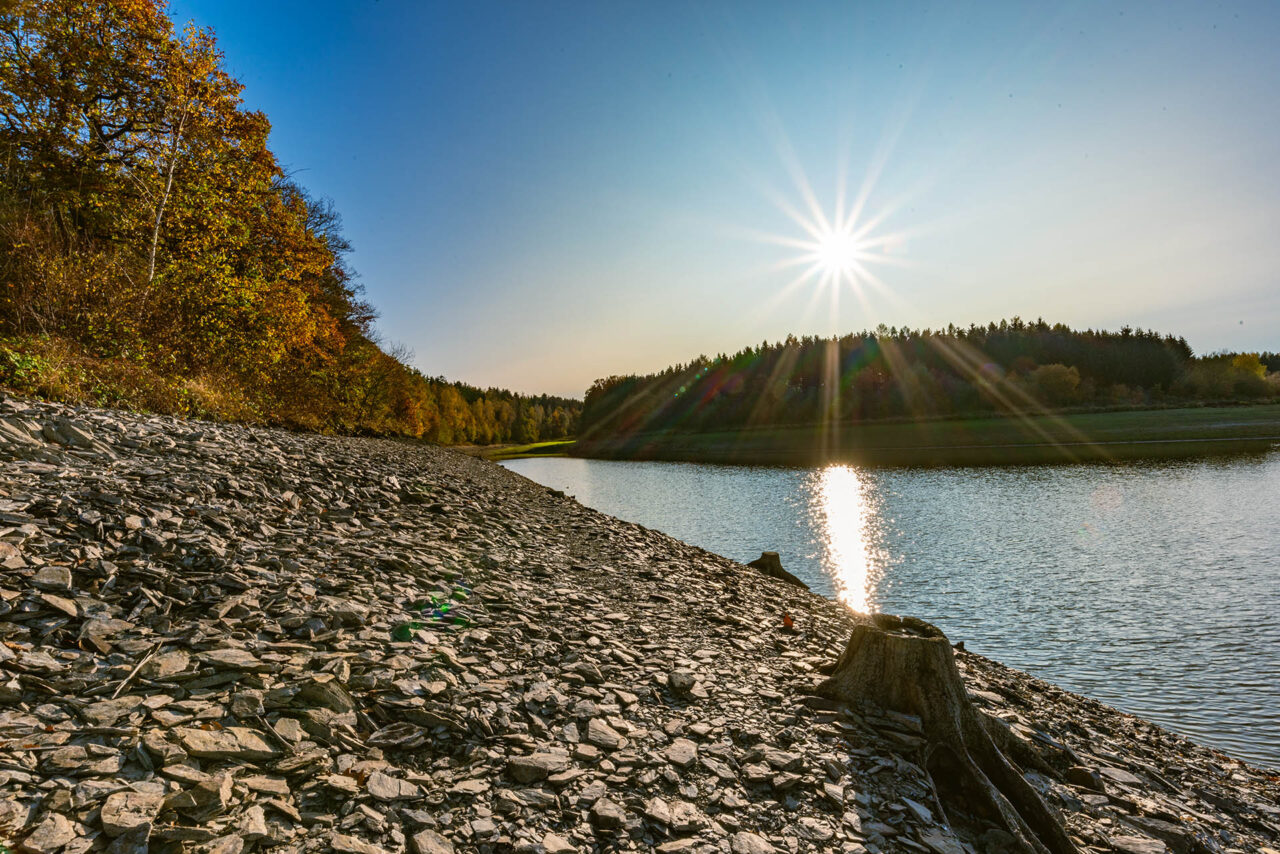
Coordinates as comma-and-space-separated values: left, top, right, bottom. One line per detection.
742, 150, 914, 328
760, 187, 909, 326
810, 226, 866, 280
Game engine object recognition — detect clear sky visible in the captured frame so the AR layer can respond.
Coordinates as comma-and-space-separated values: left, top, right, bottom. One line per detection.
169, 1, 1280, 398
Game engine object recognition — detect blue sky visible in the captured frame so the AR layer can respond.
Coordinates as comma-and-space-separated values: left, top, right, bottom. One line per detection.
170, 1, 1280, 397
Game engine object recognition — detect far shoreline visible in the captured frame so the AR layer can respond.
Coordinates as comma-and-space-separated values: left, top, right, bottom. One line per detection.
569, 402, 1280, 467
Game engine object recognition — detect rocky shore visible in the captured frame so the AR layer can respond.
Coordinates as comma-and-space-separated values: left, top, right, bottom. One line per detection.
1, 395, 1277, 854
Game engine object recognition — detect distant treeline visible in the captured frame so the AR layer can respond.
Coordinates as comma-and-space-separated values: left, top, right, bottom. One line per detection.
581, 320, 1277, 439
0, 1, 578, 444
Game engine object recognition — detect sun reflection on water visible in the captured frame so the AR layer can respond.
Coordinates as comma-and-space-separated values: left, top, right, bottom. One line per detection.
814, 464, 884, 612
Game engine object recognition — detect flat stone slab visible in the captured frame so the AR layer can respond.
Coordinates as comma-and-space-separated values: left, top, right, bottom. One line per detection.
100, 791, 164, 837
731, 832, 777, 854
174, 727, 280, 760
664, 737, 698, 768
200, 648, 272, 672
507, 752, 570, 783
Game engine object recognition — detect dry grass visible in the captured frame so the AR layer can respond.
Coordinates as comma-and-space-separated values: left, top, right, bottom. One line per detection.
0, 335, 261, 424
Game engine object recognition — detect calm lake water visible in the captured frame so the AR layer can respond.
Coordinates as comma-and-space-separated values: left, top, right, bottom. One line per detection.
503, 451, 1280, 768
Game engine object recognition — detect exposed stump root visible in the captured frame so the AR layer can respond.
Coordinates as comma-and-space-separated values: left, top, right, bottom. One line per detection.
817, 614, 1079, 854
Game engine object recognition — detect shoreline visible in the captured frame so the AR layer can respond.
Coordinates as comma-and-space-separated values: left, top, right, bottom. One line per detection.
498, 454, 1280, 770
572, 403, 1280, 467
2, 395, 1278, 854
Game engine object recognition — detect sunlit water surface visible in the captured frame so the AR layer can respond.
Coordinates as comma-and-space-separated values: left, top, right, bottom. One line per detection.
503, 452, 1280, 768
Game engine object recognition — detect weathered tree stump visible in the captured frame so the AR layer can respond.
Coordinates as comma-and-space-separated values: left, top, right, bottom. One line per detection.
817, 614, 1078, 854
746, 551, 809, 589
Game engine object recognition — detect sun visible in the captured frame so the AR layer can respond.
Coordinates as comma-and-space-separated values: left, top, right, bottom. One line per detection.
753, 171, 905, 298
812, 227, 865, 278
738, 143, 915, 324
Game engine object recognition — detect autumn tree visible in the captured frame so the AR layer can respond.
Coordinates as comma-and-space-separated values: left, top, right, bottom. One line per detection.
0, 0, 582, 442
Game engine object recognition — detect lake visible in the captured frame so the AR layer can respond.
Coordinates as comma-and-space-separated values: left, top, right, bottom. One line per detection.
503, 450, 1280, 768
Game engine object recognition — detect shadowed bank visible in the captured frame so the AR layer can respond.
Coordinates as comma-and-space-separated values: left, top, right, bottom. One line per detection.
573, 403, 1280, 466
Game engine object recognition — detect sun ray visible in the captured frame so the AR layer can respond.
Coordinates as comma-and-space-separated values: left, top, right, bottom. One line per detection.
738, 148, 916, 326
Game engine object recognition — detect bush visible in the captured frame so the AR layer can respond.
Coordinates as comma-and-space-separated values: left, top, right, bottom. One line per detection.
0, 343, 48, 387
1030, 364, 1081, 406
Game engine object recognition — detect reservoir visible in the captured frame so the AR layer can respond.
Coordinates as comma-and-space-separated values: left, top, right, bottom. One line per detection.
503, 450, 1280, 768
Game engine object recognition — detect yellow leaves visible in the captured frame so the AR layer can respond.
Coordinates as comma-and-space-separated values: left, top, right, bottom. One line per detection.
1231, 353, 1265, 379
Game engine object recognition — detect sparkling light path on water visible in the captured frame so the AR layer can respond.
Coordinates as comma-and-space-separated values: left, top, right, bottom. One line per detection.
814, 464, 885, 613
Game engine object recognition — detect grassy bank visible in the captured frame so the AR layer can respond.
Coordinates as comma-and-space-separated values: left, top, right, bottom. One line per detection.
573, 404, 1280, 466
0, 336, 261, 422
459, 439, 577, 461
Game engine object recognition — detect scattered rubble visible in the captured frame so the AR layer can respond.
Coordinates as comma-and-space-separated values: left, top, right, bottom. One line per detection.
1, 394, 1277, 854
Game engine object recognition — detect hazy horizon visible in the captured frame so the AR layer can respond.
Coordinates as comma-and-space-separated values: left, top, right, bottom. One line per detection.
171, 0, 1280, 398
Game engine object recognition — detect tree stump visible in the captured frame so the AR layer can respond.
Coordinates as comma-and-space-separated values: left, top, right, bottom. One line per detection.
817, 614, 1078, 854
746, 551, 809, 590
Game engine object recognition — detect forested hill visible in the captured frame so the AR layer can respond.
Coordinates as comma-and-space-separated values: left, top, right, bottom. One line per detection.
0, 1, 577, 445
580, 320, 1278, 439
